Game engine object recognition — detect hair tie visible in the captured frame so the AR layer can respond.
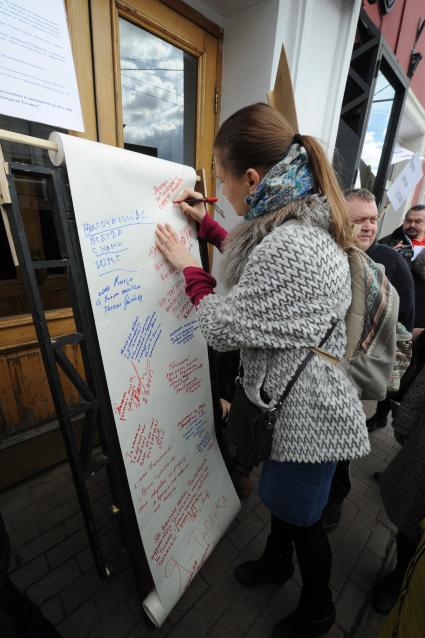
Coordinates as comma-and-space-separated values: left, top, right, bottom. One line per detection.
293, 133, 304, 146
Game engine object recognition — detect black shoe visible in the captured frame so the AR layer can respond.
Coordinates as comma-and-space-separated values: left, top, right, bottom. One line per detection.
367, 414, 388, 433
322, 502, 342, 533
371, 570, 403, 614
373, 472, 381, 483
234, 535, 294, 588
272, 593, 335, 637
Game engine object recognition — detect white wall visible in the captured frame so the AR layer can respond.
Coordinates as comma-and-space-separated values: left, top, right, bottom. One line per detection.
219, 0, 279, 122
273, 0, 361, 155
185, 0, 361, 153
183, 0, 362, 286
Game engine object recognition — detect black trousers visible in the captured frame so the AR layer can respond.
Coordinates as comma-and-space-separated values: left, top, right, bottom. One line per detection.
328, 459, 351, 505
271, 515, 332, 604
395, 531, 417, 577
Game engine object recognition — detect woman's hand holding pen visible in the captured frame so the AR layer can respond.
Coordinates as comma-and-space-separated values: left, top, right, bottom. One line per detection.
155, 223, 201, 271
174, 189, 207, 224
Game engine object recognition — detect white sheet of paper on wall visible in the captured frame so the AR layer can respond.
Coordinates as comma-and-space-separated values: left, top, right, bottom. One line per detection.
387, 153, 424, 211
49, 133, 240, 626
0, 0, 84, 131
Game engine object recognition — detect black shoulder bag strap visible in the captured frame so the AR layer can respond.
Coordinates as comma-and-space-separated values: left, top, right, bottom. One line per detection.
266, 321, 338, 425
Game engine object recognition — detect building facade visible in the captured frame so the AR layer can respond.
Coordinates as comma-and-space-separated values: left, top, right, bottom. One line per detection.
1, 0, 423, 486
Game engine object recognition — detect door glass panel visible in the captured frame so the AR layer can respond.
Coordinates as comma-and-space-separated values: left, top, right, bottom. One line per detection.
119, 18, 197, 166
356, 71, 395, 189
0, 114, 70, 317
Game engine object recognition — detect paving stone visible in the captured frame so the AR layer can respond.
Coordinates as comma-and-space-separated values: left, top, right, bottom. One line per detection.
200, 538, 239, 585
355, 609, 386, 638
0, 494, 33, 518
76, 546, 95, 572
63, 511, 84, 536
228, 581, 277, 630
17, 526, 66, 564
47, 529, 88, 569
354, 502, 379, 531
235, 492, 259, 523
228, 512, 264, 550
367, 522, 392, 559
126, 592, 145, 626
167, 572, 209, 625
192, 572, 241, 631
167, 608, 207, 638
326, 624, 345, 637
332, 522, 371, 593
39, 499, 82, 533
336, 579, 367, 633
10, 554, 50, 591
93, 567, 135, 618
84, 600, 138, 638
350, 548, 382, 593
60, 566, 104, 614
31, 482, 56, 503
126, 619, 172, 638
27, 559, 81, 605
258, 578, 301, 630
57, 600, 101, 638
207, 610, 246, 637
40, 596, 65, 626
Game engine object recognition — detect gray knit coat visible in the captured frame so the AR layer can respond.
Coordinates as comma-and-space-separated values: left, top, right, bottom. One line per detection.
197, 196, 370, 463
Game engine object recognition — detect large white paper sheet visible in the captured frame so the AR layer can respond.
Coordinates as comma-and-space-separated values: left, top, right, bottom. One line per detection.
49, 133, 240, 626
387, 153, 424, 211
0, 0, 84, 131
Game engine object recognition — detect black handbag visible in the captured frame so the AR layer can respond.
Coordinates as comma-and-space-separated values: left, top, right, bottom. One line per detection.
226, 323, 337, 475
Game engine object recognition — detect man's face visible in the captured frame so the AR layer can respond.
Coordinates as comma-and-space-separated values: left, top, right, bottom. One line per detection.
403, 210, 425, 241
345, 198, 378, 251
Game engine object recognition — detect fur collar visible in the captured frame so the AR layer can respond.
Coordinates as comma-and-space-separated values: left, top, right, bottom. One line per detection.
221, 194, 332, 288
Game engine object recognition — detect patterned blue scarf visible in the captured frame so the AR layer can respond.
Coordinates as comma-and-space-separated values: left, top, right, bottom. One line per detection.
245, 143, 315, 220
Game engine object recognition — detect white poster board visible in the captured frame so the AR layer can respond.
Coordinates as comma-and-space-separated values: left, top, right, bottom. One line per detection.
387, 153, 424, 211
0, 0, 84, 131
49, 133, 240, 626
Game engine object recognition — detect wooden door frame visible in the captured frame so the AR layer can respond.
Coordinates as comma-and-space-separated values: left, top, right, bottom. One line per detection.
89, 0, 222, 198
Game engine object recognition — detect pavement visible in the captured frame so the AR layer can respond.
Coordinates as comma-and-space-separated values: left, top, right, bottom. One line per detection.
0, 404, 402, 638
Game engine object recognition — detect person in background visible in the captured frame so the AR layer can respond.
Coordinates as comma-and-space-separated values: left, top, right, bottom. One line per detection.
322, 188, 415, 532
380, 204, 425, 331
155, 103, 370, 637
373, 331, 425, 617
365, 204, 425, 434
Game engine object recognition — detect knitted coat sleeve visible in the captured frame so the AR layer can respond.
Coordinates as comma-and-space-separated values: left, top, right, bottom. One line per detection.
195, 224, 344, 351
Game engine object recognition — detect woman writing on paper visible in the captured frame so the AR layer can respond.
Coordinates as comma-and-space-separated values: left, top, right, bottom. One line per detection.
155, 103, 369, 637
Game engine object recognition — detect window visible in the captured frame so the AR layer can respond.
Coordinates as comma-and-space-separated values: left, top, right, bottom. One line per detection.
0, 115, 70, 317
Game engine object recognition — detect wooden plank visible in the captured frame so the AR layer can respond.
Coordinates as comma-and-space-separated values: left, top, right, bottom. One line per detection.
158, 0, 222, 39
90, 0, 119, 145
65, 0, 98, 140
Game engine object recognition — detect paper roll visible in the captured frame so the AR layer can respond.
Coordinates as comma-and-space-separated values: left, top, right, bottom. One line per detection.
142, 588, 168, 627
48, 131, 65, 166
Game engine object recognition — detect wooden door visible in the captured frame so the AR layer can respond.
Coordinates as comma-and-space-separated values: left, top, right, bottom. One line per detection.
90, 0, 222, 198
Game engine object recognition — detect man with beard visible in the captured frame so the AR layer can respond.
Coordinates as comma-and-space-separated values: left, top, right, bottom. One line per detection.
380, 205, 425, 331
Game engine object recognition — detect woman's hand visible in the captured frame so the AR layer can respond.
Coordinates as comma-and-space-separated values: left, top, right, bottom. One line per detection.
220, 398, 231, 420
155, 223, 201, 271
175, 189, 207, 224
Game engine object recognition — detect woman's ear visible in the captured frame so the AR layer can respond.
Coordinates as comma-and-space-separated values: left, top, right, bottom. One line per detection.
245, 168, 262, 194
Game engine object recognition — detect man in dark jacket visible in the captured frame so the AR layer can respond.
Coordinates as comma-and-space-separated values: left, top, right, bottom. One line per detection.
380, 204, 425, 329
322, 188, 415, 531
